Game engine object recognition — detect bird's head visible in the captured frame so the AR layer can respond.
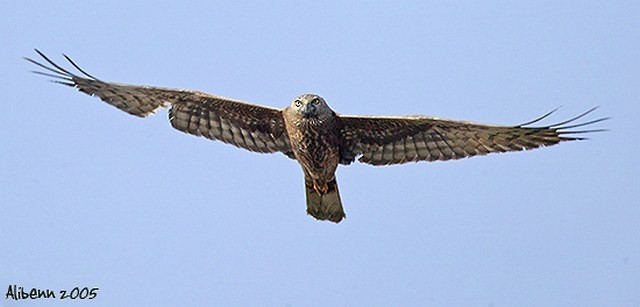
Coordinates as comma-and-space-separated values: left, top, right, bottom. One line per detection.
291, 94, 333, 119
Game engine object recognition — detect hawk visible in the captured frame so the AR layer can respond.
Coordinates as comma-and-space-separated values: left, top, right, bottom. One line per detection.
26, 50, 606, 223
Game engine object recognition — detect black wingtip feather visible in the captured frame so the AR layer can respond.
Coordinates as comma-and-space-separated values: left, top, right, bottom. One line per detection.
517, 106, 608, 141
550, 106, 599, 128
63, 53, 99, 80
30, 70, 72, 81
560, 129, 609, 135
517, 106, 561, 127
51, 80, 76, 87
27, 49, 103, 88
557, 117, 610, 130
33, 49, 76, 77
24, 56, 69, 77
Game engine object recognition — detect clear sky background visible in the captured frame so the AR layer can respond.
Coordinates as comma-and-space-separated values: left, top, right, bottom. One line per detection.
1, 1, 638, 306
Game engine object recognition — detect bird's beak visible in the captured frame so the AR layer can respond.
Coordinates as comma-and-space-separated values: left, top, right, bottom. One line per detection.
302, 102, 315, 118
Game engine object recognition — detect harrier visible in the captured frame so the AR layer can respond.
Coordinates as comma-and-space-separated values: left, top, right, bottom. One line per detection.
26, 50, 606, 223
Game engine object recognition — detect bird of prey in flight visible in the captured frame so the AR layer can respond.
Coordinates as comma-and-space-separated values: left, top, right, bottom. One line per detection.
26, 50, 607, 223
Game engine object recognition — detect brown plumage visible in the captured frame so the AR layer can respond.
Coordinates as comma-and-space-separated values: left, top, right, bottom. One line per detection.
26, 50, 607, 223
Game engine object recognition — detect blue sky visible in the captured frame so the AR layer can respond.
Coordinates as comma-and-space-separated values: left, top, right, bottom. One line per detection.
1, 1, 638, 306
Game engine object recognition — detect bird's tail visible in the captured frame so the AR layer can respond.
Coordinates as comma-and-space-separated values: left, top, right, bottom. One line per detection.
305, 178, 345, 223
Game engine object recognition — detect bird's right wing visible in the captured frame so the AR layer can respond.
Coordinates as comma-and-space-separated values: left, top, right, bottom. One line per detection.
26, 50, 293, 157
337, 111, 607, 166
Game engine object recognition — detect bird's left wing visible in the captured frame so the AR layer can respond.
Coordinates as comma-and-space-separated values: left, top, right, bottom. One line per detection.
26, 50, 293, 156
337, 110, 606, 166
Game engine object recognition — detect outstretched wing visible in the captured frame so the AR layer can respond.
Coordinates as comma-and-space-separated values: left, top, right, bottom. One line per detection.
26, 50, 293, 156
338, 110, 607, 166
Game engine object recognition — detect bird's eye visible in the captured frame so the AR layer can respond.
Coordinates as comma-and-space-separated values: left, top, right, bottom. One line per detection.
295, 100, 302, 107
313, 98, 320, 105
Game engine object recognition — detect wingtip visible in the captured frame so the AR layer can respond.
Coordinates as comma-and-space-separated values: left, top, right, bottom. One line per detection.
63, 53, 99, 80
33, 48, 46, 59
517, 106, 561, 127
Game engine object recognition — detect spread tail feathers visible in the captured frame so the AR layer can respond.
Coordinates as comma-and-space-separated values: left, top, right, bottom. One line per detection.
305, 178, 345, 223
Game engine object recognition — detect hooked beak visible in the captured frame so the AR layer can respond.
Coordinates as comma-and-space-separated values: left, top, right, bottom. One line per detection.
301, 102, 316, 118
